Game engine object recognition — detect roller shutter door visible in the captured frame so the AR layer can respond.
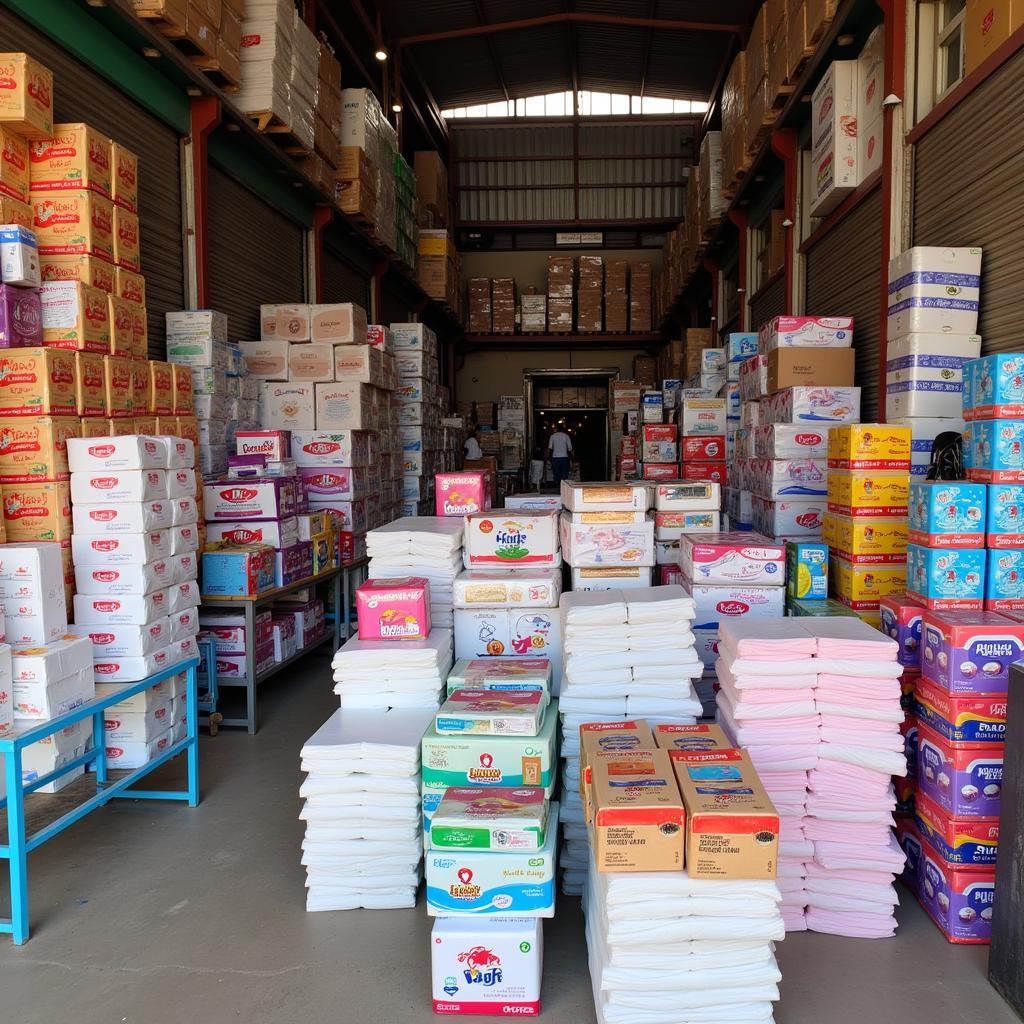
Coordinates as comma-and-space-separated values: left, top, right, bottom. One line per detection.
1, 10, 185, 358
805, 187, 883, 420
207, 166, 306, 339
381, 282, 412, 326
749, 272, 786, 330
322, 230, 371, 310
913, 50, 1024, 353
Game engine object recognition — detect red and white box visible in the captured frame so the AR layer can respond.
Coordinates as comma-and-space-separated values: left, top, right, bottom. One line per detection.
356, 576, 432, 640
203, 478, 297, 521
70, 468, 167, 504
642, 463, 679, 481
299, 466, 367, 501
681, 435, 726, 462
104, 700, 173, 740
171, 497, 198, 525
70, 529, 170, 565
290, 430, 369, 468
167, 606, 199, 642
170, 524, 199, 554
198, 610, 273, 653
271, 615, 297, 661
682, 462, 727, 484
167, 468, 196, 498
235, 429, 291, 462
74, 558, 173, 595
172, 552, 198, 584
758, 315, 854, 351
168, 580, 200, 613
161, 437, 194, 469
105, 734, 173, 769
679, 532, 786, 586
435, 471, 492, 516
67, 618, 171, 658
206, 518, 299, 549
72, 589, 170, 625
66, 435, 165, 472
71, 499, 173, 534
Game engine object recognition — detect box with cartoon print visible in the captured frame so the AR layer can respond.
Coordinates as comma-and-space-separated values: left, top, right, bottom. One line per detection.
906, 545, 985, 610
908, 480, 986, 548
917, 721, 1003, 818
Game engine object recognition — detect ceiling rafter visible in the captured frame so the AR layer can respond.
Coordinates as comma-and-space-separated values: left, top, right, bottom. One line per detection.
472, 0, 511, 104
639, 0, 658, 100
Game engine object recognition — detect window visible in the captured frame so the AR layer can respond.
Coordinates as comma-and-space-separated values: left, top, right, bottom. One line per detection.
914, 0, 967, 122
441, 92, 708, 119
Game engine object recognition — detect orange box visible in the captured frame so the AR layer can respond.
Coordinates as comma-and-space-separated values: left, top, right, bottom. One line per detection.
110, 141, 138, 212
115, 266, 145, 305
107, 417, 136, 436
112, 205, 140, 271
79, 416, 108, 438
0, 415, 79, 482
39, 253, 115, 293
148, 360, 173, 415
29, 122, 111, 197
130, 360, 149, 408
172, 363, 194, 413
103, 355, 133, 417
964, 0, 1024, 73
0, 480, 73, 541
174, 415, 199, 448
74, 351, 105, 416
40, 281, 110, 351
0, 347, 77, 416
0, 53, 54, 139
0, 125, 29, 202
31, 190, 114, 259
132, 415, 156, 434
129, 302, 148, 359
0, 194, 32, 228
107, 292, 134, 357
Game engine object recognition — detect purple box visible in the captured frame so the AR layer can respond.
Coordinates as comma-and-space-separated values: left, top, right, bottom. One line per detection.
918, 837, 995, 944
917, 722, 1003, 818
274, 541, 313, 588
880, 595, 925, 669
204, 477, 298, 521
896, 818, 923, 896
921, 609, 1024, 694
0, 284, 43, 347
298, 465, 367, 501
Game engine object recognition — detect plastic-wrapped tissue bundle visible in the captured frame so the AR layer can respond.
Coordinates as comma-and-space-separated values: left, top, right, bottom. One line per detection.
558, 586, 702, 894
299, 707, 435, 911
366, 517, 464, 629
331, 629, 453, 710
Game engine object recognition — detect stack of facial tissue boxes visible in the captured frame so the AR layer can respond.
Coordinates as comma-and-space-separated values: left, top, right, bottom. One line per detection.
66, 435, 201, 769
425, 688, 556, 1016
885, 246, 981, 479
650, 481, 721, 589
908, 609, 1012, 942
826, 425, 912, 627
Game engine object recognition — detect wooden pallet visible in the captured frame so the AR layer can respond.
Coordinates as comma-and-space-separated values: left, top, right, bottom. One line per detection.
701, 216, 723, 243
767, 81, 796, 112
190, 54, 241, 91
247, 109, 290, 133
745, 115, 777, 160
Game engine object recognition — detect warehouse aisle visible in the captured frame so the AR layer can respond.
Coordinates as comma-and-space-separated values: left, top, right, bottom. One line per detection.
0, 654, 1016, 1024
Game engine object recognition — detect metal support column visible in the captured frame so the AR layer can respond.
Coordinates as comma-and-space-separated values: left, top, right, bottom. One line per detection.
188, 95, 221, 309
770, 127, 797, 316
728, 209, 749, 330
311, 204, 334, 303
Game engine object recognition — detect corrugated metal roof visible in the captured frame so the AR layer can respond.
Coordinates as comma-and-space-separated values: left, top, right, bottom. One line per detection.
371, 0, 760, 108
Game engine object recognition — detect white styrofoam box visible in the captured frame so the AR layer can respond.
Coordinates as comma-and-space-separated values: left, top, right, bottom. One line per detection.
173, 552, 198, 585
652, 481, 721, 511
167, 468, 197, 499
70, 500, 173, 535
810, 60, 859, 216
259, 382, 316, 431
169, 580, 200, 614
94, 678, 171, 712
12, 639, 93, 719
290, 430, 369, 468
752, 422, 829, 459
887, 246, 983, 337
71, 530, 171, 567
0, 642, 10, 736
74, 558, 173, 595
560, 481, 649, 512
453, 607, 562, 682
205, 518, 299, 549
0, 541, 64, 598
885, 333, 982, 420
72, 588, 170, 626
70, 469, 167, 505
688, 583, 787, 629
171, 699, 187, 743
569, 566, 653, 591
746, 458, 828, 498
170, 524, 200, 555
741, 401, 761, 428
168, 606, 199, 643
727, 333, 759, 362
193, 392, 230, 420
68, 619, 171, 659
67, 435, 166, 472
758, 316, 855, 352
653, 510, 721, 541
104, 699, 173, 742
769, 387, 861, 424
559, 516, 656, 567
464, 510, 561, 567
453, 569, 562, 609
739, 354, 768, 401
199, 419, 228, 447
171, 497, 198, 526
104, 731, 173, 770
751, 496, 825, 537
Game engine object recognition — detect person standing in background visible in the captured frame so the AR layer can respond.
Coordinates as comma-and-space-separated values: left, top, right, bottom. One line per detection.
548, 427, 573, 487
464, 429, 483, 463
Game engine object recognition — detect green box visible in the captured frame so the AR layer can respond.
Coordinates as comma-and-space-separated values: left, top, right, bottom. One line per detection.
786, 596, 858, 617
786, 542, 829, 600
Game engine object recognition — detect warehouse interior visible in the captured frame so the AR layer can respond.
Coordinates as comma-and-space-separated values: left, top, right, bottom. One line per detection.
1, 0, 1024, 1021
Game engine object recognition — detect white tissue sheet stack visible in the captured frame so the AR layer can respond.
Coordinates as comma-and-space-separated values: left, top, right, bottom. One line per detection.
584, 854, 784, 1024
300, 707, 434, 911
366, 517, 465, 629
331, 629, 454, 710
558, 586, 703, 895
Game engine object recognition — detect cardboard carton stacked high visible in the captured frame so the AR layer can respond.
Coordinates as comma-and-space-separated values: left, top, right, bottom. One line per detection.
236, 0, 294, 132
336, 87, 382, 224
629, 261, 652, 333
697, 131, 725, 235
417, 229, 458, 309
393, 154, 418, 271
577, 256, 603, 332
721, 50, 748, 189
745, 2, 770, 158
393, 323, 443, 516
467, 278, 491, 333
496, 395, 525, 471
548, 256, 574, 333
604, 260, 628, 333
310, 41, 342, 188
287, 9, 318, 154
413, 150, 448, 230
0, 53, 46, 229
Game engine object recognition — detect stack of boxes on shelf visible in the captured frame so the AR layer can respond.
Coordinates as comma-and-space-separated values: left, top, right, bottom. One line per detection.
297, 39, 343, 196
467, 278, 491, 334
393, 154, 418, 271
604, 260, 628, 332
414, 150, 448, 231
236, 0, 298, 137
697, 131, 725, 236
417, 229, 459, 310
547, 256, 574, 334
826, 424, 910, 627
287, 6, 319, 154
495, 395, 525, 474
577, 256, 602, 332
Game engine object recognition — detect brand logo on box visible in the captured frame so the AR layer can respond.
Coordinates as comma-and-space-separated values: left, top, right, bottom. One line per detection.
96, 663, 119, 675
90, 477, 119, 490
304, 441, 340, 456
717, 600, 750, 615
88, 509, 117, 521
220, 487, 258, 503
457, 946, 503, 986
90, 539, 119, 551
467, 752, 502, 782
92, 600, 120, 612
89, 632, 115, 645
91, 570, 119, 583
448, 867, 483, 901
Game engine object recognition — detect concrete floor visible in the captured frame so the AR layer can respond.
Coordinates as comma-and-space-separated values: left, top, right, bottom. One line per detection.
0, 648, 1019, 1024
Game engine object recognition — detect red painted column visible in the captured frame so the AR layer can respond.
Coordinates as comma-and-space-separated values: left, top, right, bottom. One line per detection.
876, 0, 907, 422
770, 127, 797, 315
189, 95, 221, 309
728, 209, 749, 330
702, 257, 720, 334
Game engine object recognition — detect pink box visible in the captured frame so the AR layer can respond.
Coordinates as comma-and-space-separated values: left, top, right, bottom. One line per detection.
235, 430, 291, 462
355, 576, 432, 640
435, 471, 492, 516
203, 478, 297, 521
198, 610, 273, 653
298, 465, 367, 501
678, 531, 785, 586
309, 499, 366, 533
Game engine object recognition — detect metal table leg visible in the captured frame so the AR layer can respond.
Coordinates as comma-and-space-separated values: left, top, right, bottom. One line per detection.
245, 598, 257, 735
5, 748, 28, 944
334, 570, 344, 651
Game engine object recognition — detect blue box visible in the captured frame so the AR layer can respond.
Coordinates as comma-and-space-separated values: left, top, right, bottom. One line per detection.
907, 480, 986, 547
906, 543, 985, 609
201, 548, 276, 596
985, 548, 1024, 609
967, 353, 1024, 418
727, 333, 758, 362
969, 418, 1024, 482
986, 482, 1024, 546
786, 542, 829, 600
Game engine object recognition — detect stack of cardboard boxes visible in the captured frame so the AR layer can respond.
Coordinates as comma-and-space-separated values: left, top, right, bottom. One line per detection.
576, 256, 603, 332
604, 260, 628, 333
468, 277, 493, 333
336, 87, 382, 225
287, 8, 318, 153
521, 289, 547, 332
697, 131, 725, 233
235, 0, 295, 133
417, 229, 459, 309
393, 154, 418, 271
547, 256, 574, 333
629, 261, 652, 332
414, 150, 448, 230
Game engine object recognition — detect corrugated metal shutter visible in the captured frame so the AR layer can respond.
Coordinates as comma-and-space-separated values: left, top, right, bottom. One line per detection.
207, 166, 306, 339
1, 9, 185, 358
805, 187, 883, 420
749, 273, 786, 331
382, 283, 412, 326
913, 50, 1024, 353
322, 234, 371, 310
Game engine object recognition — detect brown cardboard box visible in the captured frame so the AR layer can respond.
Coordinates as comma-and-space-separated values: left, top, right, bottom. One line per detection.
110, 141, 138, 212
414, 150, 448, 222
130, 360, 149, 412
0, 348, 77, 417
630, 262, 652, 332
0, 194, 33, 229
172, 362, 194, 413
79, 416, 108, 438
115, 267, 145, 305
766, 347, 855, 392
468, 277, 492, 333
605, 259, 629, 332
548, 295, 573, 333
40, 254, 115, 294
591, 748, 686, 872
0, 126, 29, 203
786, 0, 810, 77
670, 748, 779, 879
107, 293, 134, 357
547, 256, 575, 297
32, 191, 114, 260
74, 351, 105, 417
653, 723, 733, 751
491, 277, 516, 333
0, 480, 72, 541
0, 52, 54, 140
578, 718, 654, 807
633, 355, 658, 386
40, 281, 110, 352
0, 415, 80, 483
148, 360, 174, 415
746, 2, 769, 104
128, 300, 148, 359
29, 122, 112, 198
805, 0, 838, 42
964, 0, 1024, 73
103, 355, 133, 417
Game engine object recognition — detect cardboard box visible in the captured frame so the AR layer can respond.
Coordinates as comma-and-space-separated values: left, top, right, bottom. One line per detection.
286, 342, 334, 383
112, 205, 140, 271
259, 383, 316, 431
110, 141, 138, 212
314, 381, 373, 431
39, 253, 115, 293
29, 122, 112, 197
102, 354, 133, 417
115, 266, 144, 305
40, 281, 110, 351
0, 348, 76, 416
810, 60, 858, 216
0, 54, 54, 139
0, 414, 79, 482
106, 292, 133, 357
463, 510, 560, 567
238, 340, 288, 380
333, 344, 384, 385
310, 302, 368, 344
653, 723, 732, 751
965, 0, 1024, 74
766, 347, 855, 391
670, 748, 779, 879
32, 191, 113, 260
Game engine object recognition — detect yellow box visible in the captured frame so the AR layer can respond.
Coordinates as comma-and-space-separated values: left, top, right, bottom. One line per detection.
830, 555, 907, 609
821, 513, 908, 564
39, 253, 115, 293
0, 347, 77, 416
855, 608, 882, 629
130, 360, 149, 407
132, 415, 156, 434
108, 417, 136, 436
153, 415, 178, 435
0, 415, 79, 482
827, 424, 912, 470
148, 360, 173, 415
79, 416, 108, 438
74, 351, 105, 416
102, 354, 133, 418
115, 267, 145, 305
172, 363, 194, 413
0, 125, 29, 202
107, 292, 134, 357
129, 301, 148, 359
174, 414, 199, 448
112, 205, 140, 271
29, 123, 112, 197
417, 231, 454, 257
110, 141, 138, 212
0, 53, 54, 140
32, 191, 114, 259
40, 280, 110, 352
827, 470, 910, 517
0, 193, 32, 228
0, 480, 73, 541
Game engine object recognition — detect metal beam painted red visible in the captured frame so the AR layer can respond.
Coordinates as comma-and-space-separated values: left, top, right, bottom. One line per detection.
189, 95, 221, 309
770, 127, 797, 316
728, 209, 749, 330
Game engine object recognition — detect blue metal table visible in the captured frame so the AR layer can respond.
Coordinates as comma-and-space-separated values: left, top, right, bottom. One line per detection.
0, 656, 201, 944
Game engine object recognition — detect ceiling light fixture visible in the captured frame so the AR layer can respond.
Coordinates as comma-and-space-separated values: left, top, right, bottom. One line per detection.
392, 102, 403, 112
375, 47, 388, 62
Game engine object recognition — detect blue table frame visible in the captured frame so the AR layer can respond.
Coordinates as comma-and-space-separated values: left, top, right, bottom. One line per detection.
0, 657, 201, 944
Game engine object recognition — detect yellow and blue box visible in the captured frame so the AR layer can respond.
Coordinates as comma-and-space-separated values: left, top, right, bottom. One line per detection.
907, 480, 986, 548
786, 541, 828, 600
830, 555, 907, 609
906, 543, 985, 610
827, 470, 910, 516
967, 419, 1024, 483
823, 512, 908, 563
